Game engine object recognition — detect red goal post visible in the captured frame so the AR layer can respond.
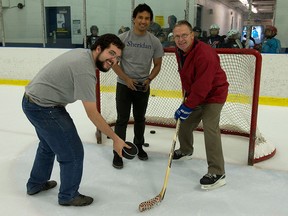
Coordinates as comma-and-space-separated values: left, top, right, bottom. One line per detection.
95, 48, 276, 165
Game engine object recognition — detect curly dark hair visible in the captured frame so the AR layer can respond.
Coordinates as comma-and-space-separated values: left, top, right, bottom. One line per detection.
90, 33, 125, 51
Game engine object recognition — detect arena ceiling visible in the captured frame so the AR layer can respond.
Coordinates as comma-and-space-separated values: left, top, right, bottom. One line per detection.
215, 0, 276, 19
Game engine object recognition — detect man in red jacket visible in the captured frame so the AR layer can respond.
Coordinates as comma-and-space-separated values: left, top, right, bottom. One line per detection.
172, 20, 229, 190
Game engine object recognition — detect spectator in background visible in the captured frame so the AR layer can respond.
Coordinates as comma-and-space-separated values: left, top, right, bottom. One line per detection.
206, 24, 225, 48
192, 26, 202, 40
162, 15, 177, 41
242, 34, 256, 49
251, 26, 259, 40
148, 21, 166, 45
201, 30, 208, 43
164, 32, 176, 47
118, 26, 130, 35
261, 25, 281, 53
86, 25, 100, 49
223, 29, 243, 48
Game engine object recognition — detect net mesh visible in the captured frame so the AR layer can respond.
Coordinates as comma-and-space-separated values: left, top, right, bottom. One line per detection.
96, 49, 275, 164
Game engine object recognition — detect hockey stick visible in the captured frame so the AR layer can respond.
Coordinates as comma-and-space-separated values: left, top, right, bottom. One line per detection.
138, 118, 181, 212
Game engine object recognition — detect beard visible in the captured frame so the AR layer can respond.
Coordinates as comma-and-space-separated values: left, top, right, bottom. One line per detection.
95, 60, 109, 72
95, 53, 110, 72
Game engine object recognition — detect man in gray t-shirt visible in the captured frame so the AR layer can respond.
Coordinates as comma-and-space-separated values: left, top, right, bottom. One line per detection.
22, 34, 128, 207
112, 3, 164, 169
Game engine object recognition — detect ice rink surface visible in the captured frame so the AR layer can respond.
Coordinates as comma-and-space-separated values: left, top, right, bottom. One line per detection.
1, 85, 288, 216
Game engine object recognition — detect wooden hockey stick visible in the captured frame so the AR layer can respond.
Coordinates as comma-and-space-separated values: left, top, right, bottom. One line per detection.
138, 118, 181, 212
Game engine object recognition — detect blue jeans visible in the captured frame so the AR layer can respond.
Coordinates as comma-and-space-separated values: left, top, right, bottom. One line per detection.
22, 95, 84, 203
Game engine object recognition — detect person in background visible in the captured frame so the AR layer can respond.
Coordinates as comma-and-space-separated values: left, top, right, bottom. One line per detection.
261, 25, 281, 53
111, 3, 164, 169
22, 34, 128, 206
201, 30, 208, 43
148, 21, 166, 44
86, 25, 100, 49
192, 26, 202, 40
162, 14, 177, 42
147, 21, 162, 36
251, 26, 259, 40
206, 24, 225, 48
162, 32, 176, 48
172, 20, 229, 190
242, 34, 256, 49
222, 29, 243, 48
118, 26, 130, 35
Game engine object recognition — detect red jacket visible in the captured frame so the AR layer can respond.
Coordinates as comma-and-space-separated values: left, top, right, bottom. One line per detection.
175, 40, 229, 109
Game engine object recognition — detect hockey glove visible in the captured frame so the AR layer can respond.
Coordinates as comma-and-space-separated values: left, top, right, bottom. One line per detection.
174, 104, 193, 121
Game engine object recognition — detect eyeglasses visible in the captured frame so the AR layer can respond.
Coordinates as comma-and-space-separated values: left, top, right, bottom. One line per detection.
173, 33, 191, 41
108, 50, 121, 62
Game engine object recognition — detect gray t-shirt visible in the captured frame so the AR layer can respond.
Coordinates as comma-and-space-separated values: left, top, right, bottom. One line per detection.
25, 49, 97, 107
117, 30, 164, 84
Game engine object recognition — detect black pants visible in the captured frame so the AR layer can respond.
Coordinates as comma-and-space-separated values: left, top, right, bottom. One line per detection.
114, 82, 150, 146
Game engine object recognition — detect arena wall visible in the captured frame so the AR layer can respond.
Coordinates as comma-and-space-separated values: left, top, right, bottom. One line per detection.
0, 47, 287, 106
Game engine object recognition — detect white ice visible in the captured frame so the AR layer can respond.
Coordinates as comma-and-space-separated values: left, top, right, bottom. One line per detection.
1, 85, 288, 216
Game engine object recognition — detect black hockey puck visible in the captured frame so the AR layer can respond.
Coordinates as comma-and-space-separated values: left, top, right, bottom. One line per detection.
143, 143, 149, 147
150, 130, 156, 134
122, 142, 138, 160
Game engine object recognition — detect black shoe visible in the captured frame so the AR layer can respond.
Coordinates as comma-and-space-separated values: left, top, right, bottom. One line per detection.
200, 173, 226, 190
173, 149, 193, 160
59, 194, 94, 206
27, 180, 57, 195
112, 151, 123, 169
137, 146, 148, 161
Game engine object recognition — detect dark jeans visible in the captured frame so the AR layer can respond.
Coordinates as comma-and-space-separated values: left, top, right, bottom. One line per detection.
22, 95, 84, 203
114, 83, 150, 146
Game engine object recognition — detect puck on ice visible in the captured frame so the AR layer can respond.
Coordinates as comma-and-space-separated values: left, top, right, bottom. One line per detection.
122, 141, 138, 160
150, 130, 156, 134
143, 143, 149, 147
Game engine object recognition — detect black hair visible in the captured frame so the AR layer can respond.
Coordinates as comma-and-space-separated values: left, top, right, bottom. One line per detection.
132, 3, 153, 21
90, 33, 125, 51
168, 15, 177, 26
90, 25, 99, 34
193, 26, 202, 33
174, 20, 193, 32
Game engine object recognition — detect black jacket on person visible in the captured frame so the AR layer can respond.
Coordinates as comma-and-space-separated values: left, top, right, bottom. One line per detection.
207, 35, 226, 48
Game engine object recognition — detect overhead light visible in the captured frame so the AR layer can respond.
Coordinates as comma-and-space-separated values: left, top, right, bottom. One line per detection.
239, 0, 258, 13
239, 0, 248, 4
251, 6, 258, 13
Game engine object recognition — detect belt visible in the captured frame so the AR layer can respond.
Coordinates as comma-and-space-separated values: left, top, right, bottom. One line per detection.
24, 93, 64, 108
24, 93, 35, 104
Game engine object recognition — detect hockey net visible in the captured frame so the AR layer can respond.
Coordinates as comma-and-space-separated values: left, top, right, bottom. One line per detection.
96, 48, 276, 165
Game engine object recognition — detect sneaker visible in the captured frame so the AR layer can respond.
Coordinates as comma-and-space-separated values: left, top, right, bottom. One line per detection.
59, 194, 93, 206
173, 149, 193, 160
112, 151, 123, 169
200, 173, 226, 190
137, 147, 148, 161
27, 180, 57, 195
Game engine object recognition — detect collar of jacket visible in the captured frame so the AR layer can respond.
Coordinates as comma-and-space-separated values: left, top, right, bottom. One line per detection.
176, 39, 199, 68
